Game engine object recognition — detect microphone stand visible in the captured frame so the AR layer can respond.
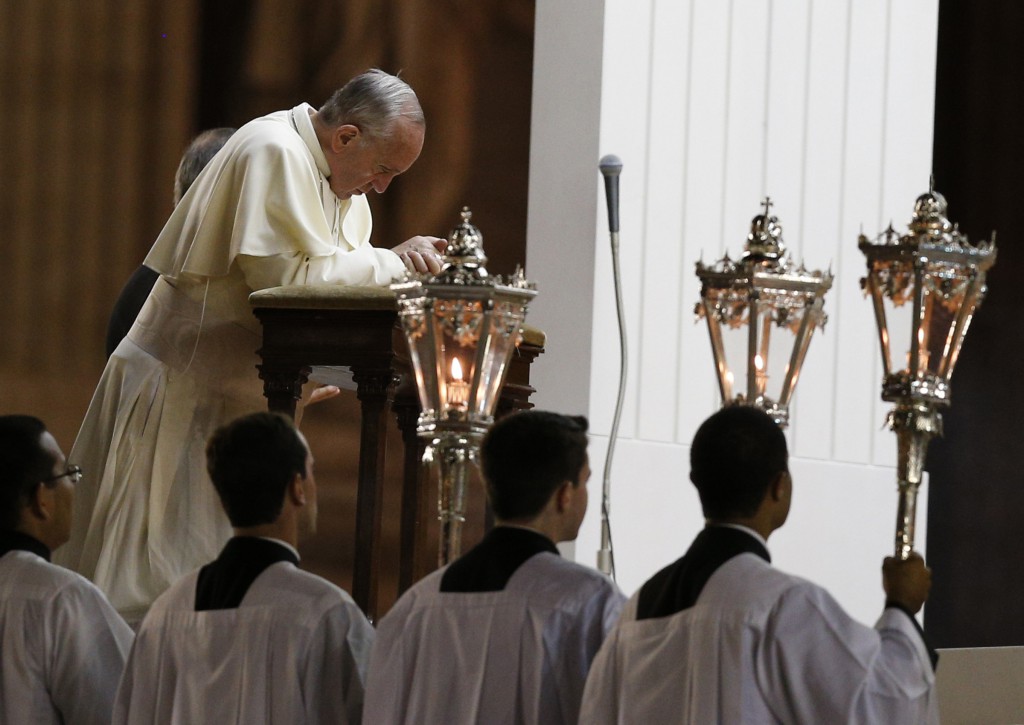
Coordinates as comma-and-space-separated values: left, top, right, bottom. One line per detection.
597, 155, 626, 581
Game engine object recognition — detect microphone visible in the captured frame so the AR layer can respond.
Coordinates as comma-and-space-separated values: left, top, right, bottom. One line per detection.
596, 154, 626, 580
599, 154, 622, 233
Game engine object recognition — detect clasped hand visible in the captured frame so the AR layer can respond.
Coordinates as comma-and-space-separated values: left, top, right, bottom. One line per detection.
393, 236, 449, 274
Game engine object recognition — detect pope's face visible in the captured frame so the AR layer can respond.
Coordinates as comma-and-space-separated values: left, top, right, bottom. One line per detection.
326, 117, 424, 200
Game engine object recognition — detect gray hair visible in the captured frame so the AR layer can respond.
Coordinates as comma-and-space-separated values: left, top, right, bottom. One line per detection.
318, 69, 424, 140
173, 127, 237, 205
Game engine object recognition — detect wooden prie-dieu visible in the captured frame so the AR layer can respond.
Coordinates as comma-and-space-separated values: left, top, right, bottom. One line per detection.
250, 284, 544, 620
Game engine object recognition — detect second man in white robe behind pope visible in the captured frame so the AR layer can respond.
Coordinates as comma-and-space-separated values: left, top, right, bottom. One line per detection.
363, 410, 626, 725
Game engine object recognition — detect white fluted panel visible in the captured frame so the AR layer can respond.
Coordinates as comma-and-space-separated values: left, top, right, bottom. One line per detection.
529, 0, 938, 615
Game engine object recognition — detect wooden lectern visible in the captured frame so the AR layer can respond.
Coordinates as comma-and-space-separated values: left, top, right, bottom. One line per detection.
250, 285, 544, 619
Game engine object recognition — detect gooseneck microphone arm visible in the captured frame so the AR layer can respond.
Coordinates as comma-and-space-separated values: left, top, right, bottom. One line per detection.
597, 154, 625, 581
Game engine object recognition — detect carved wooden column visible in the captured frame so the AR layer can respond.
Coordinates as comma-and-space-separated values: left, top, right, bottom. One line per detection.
393, 381, 430, 594
350, 363, 399, 618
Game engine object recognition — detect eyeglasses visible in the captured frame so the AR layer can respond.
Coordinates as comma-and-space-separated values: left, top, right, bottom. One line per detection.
42, 465, 83, 485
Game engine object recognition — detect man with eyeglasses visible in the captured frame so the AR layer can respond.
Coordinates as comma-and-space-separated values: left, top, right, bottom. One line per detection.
0, 415, 133, 725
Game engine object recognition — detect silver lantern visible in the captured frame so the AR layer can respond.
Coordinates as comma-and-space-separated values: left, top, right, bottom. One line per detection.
393, 208, 537, 565
696, 198, 833, 427
859, 182, 996, 560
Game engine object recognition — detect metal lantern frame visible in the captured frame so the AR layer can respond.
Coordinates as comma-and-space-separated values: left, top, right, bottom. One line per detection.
696, 199, 833, 428
393, 208, 536, 565
859, 184, 996, 560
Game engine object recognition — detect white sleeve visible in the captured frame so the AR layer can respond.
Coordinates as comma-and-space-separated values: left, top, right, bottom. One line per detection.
577, 624, 625, 725
302, 601, 375, 725
49, 580, 134, 725
757, 585, 937, 724
236, 246, 406, 290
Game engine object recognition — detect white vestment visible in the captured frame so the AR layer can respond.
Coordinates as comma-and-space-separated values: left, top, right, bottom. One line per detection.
0, 549, 134, 725
58, 102, 406, 622
580, 547, 938, 724
113, 560, 374, 725
364, 539, 625, 725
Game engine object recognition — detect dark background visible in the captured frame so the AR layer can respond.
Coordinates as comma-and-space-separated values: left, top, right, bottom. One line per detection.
926, 2, 1024, 646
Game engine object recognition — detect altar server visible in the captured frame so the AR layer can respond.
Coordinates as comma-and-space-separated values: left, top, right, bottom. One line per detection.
0, 415, 133, 725
59, 69, 448, 623
113, 412, 373, 724
579, 406, 939, 724
363, 410, 625, 725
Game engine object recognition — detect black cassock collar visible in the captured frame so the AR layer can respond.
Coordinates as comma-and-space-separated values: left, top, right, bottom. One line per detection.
636, 525, 770, 621
441, 526, 559, 593
195, 536, 299, 611
0, 531, 51, 562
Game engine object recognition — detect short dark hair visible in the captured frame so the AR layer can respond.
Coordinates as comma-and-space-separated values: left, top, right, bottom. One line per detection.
173, 127, 236, 205
689, 406, 788, 519
318, 69, 424, 139
0, 415, 55, 532
481, 411, 589, 521
206, 413, 308, 528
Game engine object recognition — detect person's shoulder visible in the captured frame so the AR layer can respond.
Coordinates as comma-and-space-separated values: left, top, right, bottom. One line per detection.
6, 553, 106, 600
376, 568, 445, 624
518, 554, 623, 604
254, 563, 363, 614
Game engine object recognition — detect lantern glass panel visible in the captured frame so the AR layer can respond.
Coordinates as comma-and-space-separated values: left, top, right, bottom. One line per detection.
706, 291, 820, 408
433, 298, 485, 417
874, 275, 915, 373
470, 301, 526, 417
401, 304, 443, 416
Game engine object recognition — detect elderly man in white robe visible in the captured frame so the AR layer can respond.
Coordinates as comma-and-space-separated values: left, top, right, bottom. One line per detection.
364, 410, 625, 725
580, 405, 939, 724
0, 415, 133, 725
59, 69, 448, 624
114, 411, 373, 724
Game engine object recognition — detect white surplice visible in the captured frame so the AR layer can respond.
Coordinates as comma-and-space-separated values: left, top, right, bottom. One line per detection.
113, 561, 374, 725
363, 553, 625, 725
579, 551, 939, 725
57, 103, 406, 623
0, 550, 134, 725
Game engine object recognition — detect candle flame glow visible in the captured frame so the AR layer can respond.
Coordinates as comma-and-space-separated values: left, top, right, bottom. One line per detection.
451, 357, 464, 381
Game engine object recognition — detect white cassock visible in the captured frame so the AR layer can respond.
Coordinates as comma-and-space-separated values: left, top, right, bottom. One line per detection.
113, 541, 374, 725
580, 525, 938, 725
0, 541, 134, 725
364, 526, 626, 725
56, 102, 407, 623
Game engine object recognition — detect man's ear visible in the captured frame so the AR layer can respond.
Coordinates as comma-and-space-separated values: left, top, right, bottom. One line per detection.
288, 473, 307, 507
555, 481, 574, 513
769, 471, 788, 502
333, 124, 360, 151
25, 483, 49, 522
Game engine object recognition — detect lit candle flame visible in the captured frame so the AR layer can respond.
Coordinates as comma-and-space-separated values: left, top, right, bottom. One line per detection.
451, 357, 463, 381
754, 354, 764, 371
